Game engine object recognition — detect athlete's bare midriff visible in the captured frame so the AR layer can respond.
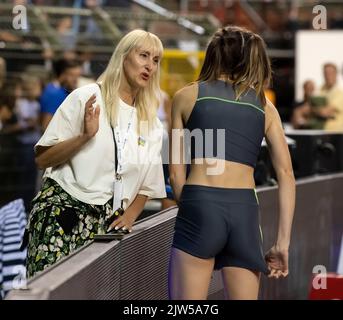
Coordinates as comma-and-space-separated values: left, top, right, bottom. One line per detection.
180, 82, 257, 189
186, 159, 256, 189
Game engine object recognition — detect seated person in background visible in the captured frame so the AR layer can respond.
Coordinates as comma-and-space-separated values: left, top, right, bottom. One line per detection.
291, 80, 315, 129
313, 63, 343, 131
40, 59, 81, 132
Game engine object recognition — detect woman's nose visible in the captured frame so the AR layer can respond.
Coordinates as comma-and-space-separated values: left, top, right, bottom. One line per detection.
145, 59, 154, 71
145, 64, 151, 72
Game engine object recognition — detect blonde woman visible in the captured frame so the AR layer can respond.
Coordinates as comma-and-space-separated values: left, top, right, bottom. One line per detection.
24, 30, 166, 278
168, 26, 295, 299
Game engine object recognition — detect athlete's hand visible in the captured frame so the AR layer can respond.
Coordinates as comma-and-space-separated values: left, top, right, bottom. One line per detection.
265, 245, 289, 279
83, 94, 100, 139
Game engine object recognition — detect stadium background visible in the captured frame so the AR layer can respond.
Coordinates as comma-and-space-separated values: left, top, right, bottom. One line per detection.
1, 0, 343, 300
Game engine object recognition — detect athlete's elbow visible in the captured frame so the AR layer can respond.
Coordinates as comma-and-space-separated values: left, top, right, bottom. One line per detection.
169, 170, 184, 187
276, 167, 295, 183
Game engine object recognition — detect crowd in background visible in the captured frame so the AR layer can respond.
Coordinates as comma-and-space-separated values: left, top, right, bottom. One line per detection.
292, 63, 343, 131
1, 0, 343, 208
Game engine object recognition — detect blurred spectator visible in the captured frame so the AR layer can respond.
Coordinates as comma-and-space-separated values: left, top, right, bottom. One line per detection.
314, 63, 343, 131
40, 59, 81, 131
57, 16, 76, 50
76, 40, 94, 78
15, 75, 41, 144
75, 40, 98, 86
0, 95, 14, 132
62, 49, 78, 61
41, 41, 55, 73
15, 75, 42, 208
2, 77, 23, 101
73, 0, 104, 43
0, 89, 18, 134
291, 80, 315, 129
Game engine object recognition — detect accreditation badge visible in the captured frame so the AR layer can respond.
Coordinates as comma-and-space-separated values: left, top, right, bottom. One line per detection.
138, 136, 146, 146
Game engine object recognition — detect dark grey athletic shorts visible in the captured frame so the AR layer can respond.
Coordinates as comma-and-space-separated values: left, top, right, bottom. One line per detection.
172, 184, 269, 275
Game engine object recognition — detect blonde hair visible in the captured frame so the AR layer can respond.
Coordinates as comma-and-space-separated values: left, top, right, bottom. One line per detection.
198, 26, 271, 106
97, 29, 163, 132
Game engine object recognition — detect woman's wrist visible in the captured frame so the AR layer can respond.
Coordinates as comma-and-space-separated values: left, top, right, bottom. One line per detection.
79, 134, 92, 144
275, 240, 290, 251
123, 208, 140, 223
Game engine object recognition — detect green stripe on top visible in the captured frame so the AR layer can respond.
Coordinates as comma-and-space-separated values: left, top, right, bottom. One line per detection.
196, 96, 265, 114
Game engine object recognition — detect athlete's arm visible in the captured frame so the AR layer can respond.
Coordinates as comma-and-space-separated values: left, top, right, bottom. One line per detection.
264, 99, 296, 277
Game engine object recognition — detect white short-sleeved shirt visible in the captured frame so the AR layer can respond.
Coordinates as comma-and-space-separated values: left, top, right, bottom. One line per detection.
35, 83, 166, 208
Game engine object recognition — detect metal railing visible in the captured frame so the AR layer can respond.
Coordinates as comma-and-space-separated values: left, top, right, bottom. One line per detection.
6, 173, 343, 299
0, 3, 216, 54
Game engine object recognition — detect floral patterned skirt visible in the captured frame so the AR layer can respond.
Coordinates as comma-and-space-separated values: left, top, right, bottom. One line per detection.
25, 178, 113, 278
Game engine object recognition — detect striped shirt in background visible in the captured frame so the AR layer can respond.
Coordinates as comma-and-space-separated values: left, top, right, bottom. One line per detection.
0, 199, 27, 299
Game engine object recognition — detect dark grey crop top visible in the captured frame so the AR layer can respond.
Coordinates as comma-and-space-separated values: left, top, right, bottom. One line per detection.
185, 80, 265, 168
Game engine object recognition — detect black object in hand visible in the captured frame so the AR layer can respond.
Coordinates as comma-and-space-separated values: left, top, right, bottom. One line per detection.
109, 228, 130, 235
94, 231, 124, 241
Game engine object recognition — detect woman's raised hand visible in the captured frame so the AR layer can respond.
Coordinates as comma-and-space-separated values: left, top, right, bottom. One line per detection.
83, 94, 100, 139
